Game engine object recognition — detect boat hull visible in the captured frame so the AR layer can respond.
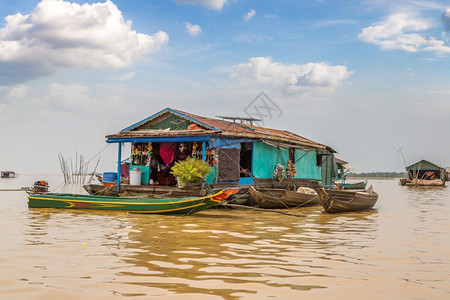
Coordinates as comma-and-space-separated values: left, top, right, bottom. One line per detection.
402, 179, 445, 187
341, 181, 367, 190
1, 171, 16, 178
249, 186, 319, 209
318, 188, 378, 213
28, 189, 239, 215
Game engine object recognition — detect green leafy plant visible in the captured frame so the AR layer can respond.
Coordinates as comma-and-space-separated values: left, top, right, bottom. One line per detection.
171, 157, 212, 187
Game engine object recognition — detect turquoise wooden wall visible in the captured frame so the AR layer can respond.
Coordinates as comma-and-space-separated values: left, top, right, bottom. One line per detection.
129, 164, 150, 184
252, 142, 323, 181
320, 154, 335, 186
294, 149, 322, 180
252, 142, 288, 178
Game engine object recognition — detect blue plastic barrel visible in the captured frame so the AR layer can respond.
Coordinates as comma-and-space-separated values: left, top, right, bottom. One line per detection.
102, 172, 118, 183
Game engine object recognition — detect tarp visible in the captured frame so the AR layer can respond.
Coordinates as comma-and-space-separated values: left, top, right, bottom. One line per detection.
342, 163, 355, 172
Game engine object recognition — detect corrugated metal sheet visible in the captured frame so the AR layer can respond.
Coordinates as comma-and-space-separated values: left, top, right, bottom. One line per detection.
108, 108, 333, 152
406, 159, 443, 171
172, 109, 254, 133
106, 129, 220, 139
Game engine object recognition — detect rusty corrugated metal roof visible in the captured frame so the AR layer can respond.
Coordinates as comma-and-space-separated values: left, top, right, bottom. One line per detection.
335, 157, 348, 164
171, 108, 254, 133
108, 107, 333, 151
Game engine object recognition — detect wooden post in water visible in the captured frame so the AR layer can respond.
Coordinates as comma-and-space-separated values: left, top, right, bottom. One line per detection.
117, 143, 122, 192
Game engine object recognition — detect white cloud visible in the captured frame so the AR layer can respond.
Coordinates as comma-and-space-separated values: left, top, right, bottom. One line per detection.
31, 83, 92, 111
30, 82, 132, 118
7, 84, 29, 99
175, 0, 228, 10
185, 22, 202, 36
442, 9, 450, 31
244, 9, 256, 22
430, 89, 450, 95
359, 12, 450, 54
315, 18, 357, 27
231, 57, 353, 93
113, 71, 136, 81
0, 0, 169, 85
0, 84, 29, 112
0, 84, 29, 101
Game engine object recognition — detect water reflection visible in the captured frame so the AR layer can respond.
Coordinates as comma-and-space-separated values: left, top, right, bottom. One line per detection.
3, 179, 449, 298
95, 206, 380, 298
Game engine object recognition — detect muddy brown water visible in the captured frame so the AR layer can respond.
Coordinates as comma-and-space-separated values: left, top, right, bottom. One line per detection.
0, 175, 449, 299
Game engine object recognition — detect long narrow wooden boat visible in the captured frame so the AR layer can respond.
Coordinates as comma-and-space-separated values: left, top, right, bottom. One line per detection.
340, 180, 367, 190
27, 189, 239, 215
400, 178, 445, 187
249, 186, 319, 209
317, 187, 378, 213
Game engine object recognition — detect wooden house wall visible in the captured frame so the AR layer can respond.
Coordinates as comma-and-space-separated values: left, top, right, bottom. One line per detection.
252, 142, 289, 179
142, 115, 193, 131
251, 142, 323, 181
321, 155, 334, 186
129, 164, 150, 184
293, 149, 322, 180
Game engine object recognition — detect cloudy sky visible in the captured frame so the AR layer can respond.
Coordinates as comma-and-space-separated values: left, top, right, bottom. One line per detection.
1, 0, 449, 174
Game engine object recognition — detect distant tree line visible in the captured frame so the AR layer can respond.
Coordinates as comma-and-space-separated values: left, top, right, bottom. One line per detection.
347, 172, 406, 178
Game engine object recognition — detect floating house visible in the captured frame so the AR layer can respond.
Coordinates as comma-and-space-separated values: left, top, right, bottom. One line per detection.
104, 108, 337, 192
401, 159, 446, 186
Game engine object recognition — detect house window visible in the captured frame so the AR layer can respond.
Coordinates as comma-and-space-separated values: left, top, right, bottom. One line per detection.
317, 153, 323, 166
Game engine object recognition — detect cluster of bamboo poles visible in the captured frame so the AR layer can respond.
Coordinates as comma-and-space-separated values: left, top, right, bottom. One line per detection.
58, 152, 100, 185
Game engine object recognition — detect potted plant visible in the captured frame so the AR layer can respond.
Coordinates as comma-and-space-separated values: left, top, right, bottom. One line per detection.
171, 157, 212, 188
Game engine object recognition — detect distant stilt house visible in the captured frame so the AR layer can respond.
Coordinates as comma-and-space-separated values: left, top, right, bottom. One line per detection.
104, 108, 338, 192
401, 159, 446, 186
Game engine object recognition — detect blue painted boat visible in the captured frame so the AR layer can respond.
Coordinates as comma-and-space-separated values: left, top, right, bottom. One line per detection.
341, 180, 367, 190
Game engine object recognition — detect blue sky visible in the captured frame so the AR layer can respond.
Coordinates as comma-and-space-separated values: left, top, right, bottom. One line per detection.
1, 0, 449, 174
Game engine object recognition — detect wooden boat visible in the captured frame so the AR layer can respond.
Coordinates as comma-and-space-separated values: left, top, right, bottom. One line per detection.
1, 171, 16, 178
340, 180, 367, 190
27, 189, 239, 215
249, 186, 319, 209
317, 186, 378, 213
400, 178, 445, 187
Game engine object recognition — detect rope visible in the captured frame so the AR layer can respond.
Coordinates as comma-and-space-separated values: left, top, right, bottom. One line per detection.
217, 147, 300, 208
287, 196, 318, 208
216, 149, 321, 211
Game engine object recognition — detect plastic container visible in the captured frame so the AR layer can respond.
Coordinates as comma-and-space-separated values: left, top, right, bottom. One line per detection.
103, 172, 117, 187
130, 169, 142, 186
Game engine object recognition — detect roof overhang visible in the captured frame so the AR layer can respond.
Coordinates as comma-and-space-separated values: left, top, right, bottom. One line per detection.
106, 129, 218, 143
219, 131, 329, 152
